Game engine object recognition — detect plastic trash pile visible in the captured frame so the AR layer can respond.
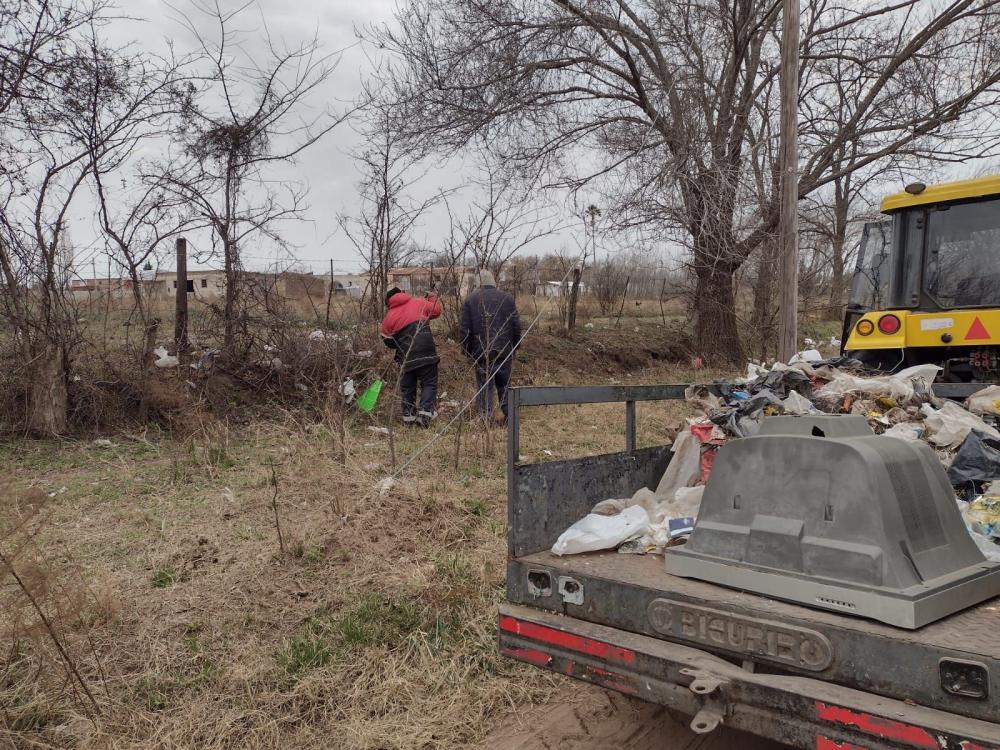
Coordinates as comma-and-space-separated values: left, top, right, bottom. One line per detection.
552, 353, 1000, 559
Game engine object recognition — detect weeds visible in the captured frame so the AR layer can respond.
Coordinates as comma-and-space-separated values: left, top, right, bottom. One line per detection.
464, 497, 489, 517
279, 634, 331, 675
151, 565, 178, 588
335, 595, 425, 649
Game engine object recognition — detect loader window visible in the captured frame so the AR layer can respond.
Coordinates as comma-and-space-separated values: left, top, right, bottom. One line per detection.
924, 200, 1000, 309
890, 211, 922, 308
848, 221, 891, 312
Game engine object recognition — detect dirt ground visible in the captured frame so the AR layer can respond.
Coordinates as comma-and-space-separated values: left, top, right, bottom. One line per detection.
481, 684, 789, 750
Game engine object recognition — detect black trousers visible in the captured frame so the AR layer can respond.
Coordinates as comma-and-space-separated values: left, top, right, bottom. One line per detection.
400, 362, 438, 418
475, 357, 513, 417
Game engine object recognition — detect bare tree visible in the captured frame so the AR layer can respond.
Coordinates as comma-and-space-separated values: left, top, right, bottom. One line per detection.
155, 0, 347, 356
339, 105, 438, 320
451, 162, 561, 275
373, 0, 1000, 364
0, 1, 168, 435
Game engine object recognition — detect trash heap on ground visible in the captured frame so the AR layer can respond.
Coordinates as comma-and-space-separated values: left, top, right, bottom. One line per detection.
552, 353, 1000, 561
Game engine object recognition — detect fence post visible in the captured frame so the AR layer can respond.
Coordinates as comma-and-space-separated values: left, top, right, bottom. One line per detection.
174, 237, 189, 352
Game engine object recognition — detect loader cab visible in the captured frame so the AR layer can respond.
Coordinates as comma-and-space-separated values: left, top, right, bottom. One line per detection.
844, 176, 1000, 381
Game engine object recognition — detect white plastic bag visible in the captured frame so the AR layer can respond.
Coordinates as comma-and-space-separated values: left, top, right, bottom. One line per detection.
551, 505, 650, 556
153, 346, 179, 368
883, 422, 923, 442
921, 401, 1000, 449
655, 426, 701, 499
790, 348, 822, 364
650, 485, 705, 524
967, 385, 1000, 416
781, 390, 818, 415
817, 364, 940, 404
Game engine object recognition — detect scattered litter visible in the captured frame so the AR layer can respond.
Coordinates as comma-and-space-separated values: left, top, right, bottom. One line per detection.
153, 347, 179, 368
781, 391, 817, 415
585, 322, 595, 329
294, 383, 308, 392
884, 422, 923, 442
308, 329, 327, 341
92, 439, 115, 448
790, 348, 822, 364
192, 349, 220, 371
963, 495, 1000, 542
341, 379, 357, 402
542, 449, 554, 456
355, 350, 373, 358
816, 364, 939, 405
803, 337, 815, 347
555, 352, 1000, 561
655, 426, 701, 500
967, 385, 1000, 416
357, 380, 384, 413
72, 374, 81, 382
921, 401, 1000, 449
949, 430, 1000, 496
552, 505, 650, 556
367, 426, 390, 436
376, 477, 396, 498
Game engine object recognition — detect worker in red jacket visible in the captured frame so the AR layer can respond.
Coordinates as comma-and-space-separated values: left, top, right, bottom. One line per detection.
380, 287, 442, 426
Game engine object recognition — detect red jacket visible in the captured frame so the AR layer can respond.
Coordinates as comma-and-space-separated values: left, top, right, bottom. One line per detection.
380, 292, 442, 336
380, 292, 442, 371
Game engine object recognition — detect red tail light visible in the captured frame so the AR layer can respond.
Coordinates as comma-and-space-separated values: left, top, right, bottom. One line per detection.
878, 314, 901, 334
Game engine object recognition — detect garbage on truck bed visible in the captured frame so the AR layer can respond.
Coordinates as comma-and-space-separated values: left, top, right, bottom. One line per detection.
551, 352, 1000, 561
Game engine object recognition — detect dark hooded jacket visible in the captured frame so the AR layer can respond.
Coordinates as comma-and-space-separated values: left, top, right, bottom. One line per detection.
380, 292, 442, 372
459, 285, 521, 362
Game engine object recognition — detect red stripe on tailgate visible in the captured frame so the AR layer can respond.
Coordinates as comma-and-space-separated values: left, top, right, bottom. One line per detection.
817, 737, 868, 750
499, 615, 636, 664
500, 646, 552, 667
816, 702, 939, 749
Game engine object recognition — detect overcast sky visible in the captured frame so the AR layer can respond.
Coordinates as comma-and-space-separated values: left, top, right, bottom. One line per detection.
68, 0, 507, 276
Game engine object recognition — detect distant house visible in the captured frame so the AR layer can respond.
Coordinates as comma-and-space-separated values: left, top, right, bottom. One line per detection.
536, 280, 568, 297
534, 279, 589, 297
326, 273, 368, 298
389, 266, 477, 297
152, 269, 324, 304
156, 270, 227, 300
69, 277, 141, 301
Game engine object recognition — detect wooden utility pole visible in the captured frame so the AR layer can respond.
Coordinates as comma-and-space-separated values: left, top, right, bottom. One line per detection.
777, 0, 800, 363
325, 258, 334, 325
174, 237, 189, 352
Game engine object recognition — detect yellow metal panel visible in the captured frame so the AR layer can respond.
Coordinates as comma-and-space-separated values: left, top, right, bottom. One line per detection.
906, 310, 1000, 347
880, 175, 1000, 213
845, 309, 1000, 350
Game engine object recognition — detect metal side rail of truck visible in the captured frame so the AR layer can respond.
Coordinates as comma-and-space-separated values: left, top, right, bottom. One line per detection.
500, 383, 1000, 750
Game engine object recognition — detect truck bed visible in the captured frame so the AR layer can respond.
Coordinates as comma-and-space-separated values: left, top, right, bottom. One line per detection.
504, 384, 1000, 728
508, 550, 1000, 722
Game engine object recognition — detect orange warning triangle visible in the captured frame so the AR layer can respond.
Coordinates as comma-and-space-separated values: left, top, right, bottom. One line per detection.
965, 317, 992, 341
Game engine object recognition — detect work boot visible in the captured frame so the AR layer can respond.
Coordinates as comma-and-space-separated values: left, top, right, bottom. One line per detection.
417, 410, 436, 428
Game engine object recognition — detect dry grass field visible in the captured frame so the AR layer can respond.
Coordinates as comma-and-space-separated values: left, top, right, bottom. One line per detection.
0, 293, 837, 749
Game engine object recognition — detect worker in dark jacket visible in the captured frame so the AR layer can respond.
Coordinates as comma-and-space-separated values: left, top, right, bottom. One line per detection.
381, 287, 442, 426
460, 270, 521, 423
